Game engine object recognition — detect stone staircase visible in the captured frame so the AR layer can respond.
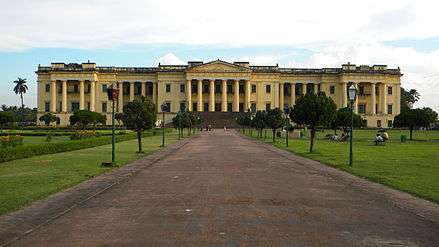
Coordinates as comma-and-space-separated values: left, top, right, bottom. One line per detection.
195, 112, 241, 129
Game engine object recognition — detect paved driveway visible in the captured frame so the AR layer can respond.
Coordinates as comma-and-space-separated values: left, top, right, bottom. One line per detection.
4, 130, 439, 246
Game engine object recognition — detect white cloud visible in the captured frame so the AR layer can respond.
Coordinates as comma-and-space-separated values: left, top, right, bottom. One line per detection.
158, 53, 185, 65
1, 0, 439, 51
282, 42, 439, 111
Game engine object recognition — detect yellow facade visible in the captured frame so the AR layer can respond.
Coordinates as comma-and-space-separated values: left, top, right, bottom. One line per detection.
36, 60, 401, 127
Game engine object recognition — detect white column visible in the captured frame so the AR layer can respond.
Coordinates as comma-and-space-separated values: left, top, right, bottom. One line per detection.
129, 81, 134, 101
141, 82, 146, 97
50, 80, 57, 112
396, 84, 401, 115
62, 80, 67, 112
209, 79, 215, 112
314, 83, 318, 94
222, 80, 227, 112
152, 82, 157, 106
290, 83, 296, 107
197, 80, 203, 112
342, 82, 347, 108
186, 80, 192, 111
279, 83, 284, 109
274, 83, 279, 108
90, 81, 95, 111
303, 82, 308, 95
118, 82, 123, 112
233, 79, 239, 112
354, 83, 358, 114
79, 80, 85, 110
245, 80, 250, 111
371, 82, 376, 115
382, 83, 387, 114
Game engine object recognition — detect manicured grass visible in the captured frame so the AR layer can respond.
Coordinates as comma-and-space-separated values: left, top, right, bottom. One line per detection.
245, 129, 439, 203
0, 130, 181, 215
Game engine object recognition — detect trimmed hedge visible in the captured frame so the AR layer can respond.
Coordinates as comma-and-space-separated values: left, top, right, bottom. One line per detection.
0, 131, 128, 137
0, 129, 169, 163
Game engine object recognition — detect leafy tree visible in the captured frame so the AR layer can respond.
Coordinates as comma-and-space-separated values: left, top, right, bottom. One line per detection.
13, 78, 28, 109
121, 97, 156, 152
330, 107, 364, 133
0, 105, 36, 124
236, 111, 252, 133
115, 113, 124, 126
172, 111, 192, 136
70, 110, 106, 129
252, 110, 267, 138
400, 88, 420, 111
265, 108, 284, 142
394, 107, 438, 140
0, 111, 15, 130
290, 92, 337, 152
39, 113, 60, 126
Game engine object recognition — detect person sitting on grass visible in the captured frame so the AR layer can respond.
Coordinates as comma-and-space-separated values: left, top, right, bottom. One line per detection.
375, 134, 384, 145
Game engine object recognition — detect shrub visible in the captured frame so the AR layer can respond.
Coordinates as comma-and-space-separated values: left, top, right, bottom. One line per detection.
70, 130, 101, 140
0, 129, 164, 163
0, 135, 24, 148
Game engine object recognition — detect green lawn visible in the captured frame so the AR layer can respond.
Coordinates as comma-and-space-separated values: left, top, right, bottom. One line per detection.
245, 129, 439, 203
0, 130, 181, 215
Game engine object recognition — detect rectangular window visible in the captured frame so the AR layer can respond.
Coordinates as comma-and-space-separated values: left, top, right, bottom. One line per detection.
165, 84, 171, 93
227, 103, 233, 112
239, 103, 244, 112
330, 85, 335, 94
58, 102, 62, 112
266, 85, 271, 93
387, 86, 393, 95
192, 84, 197, 93
74, 84, 79, 93
164, 102, 171, 112
87, 84, 91, 94
388, 120, 393, 128
45, 102, 50, 112
250, 103, 256, 112
239, 84, 244, 94
102, 84, 108, 93
215, 103, 221, 112
387, 104, 393, 114
358, 104, 366, 114
204, 103, 209, 112
203, 84, 209, 93
180, 102, 186, 111
87, 102, 90, 110
180, 84, 185, 93
227, 85, 233, 94
192, 103, 197, 111
215, 84, 221, 94
102, 102, 107, 113
71, 102, 79, 112
251, 84, 256, 93
45, 84, 50, 92
359, 86, 364, 95
266, 103, 271, 110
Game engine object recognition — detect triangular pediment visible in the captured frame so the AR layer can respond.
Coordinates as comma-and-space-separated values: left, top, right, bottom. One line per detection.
187, 60, 251, 73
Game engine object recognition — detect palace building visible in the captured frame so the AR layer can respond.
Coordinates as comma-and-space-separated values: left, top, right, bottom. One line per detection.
36, 60, 401, 127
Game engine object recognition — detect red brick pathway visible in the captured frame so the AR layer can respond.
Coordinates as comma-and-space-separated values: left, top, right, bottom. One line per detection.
4, 130, 439, 246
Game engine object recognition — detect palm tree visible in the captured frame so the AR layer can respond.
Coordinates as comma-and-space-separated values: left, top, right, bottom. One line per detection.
13, 78, 28, 109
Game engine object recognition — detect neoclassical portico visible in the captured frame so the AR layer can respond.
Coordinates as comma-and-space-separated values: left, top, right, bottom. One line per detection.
36, 60, 402, 127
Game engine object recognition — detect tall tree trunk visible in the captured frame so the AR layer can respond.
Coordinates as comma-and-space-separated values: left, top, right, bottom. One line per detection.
410, 126, 413, 140
20, 92, 24, 109
137, 131, 142, 152
310, 127, 316, 152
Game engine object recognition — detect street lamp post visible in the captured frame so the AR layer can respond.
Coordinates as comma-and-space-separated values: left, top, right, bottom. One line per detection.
106, 85, 119, 165
348, 84, 357, 166
161, 103, 167, 147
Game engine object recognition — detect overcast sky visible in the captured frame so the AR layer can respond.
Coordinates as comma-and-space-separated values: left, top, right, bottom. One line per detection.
0, 0, 438, 111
